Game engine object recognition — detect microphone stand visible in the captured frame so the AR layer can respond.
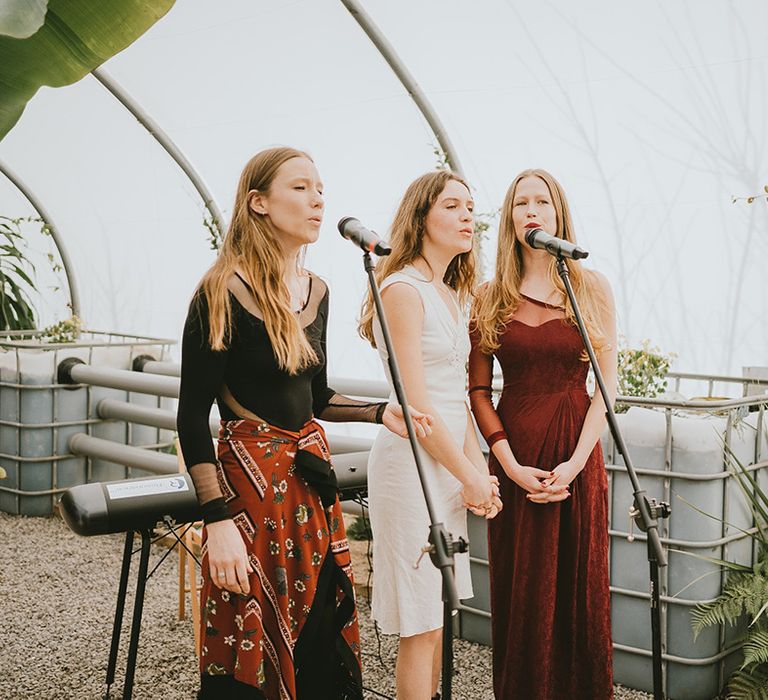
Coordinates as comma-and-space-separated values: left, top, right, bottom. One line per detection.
555, 254, 670, 700
362, 251, 466, 700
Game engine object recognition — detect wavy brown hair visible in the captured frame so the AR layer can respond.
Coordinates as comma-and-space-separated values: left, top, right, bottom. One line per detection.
471, 169, 608, 356
197, 147, 318, 374
358, 170, 478, 346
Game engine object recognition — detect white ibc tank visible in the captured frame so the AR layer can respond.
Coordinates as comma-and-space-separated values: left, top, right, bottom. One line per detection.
0, 332, 175, 516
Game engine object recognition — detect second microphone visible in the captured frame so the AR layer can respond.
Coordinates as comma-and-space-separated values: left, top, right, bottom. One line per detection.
338, 217, 392, 256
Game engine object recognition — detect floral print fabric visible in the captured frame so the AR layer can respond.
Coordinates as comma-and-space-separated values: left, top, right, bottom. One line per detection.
199, 418, 361, 699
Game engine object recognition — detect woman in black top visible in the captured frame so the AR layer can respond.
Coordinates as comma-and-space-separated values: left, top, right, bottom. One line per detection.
177, 147, 432, 699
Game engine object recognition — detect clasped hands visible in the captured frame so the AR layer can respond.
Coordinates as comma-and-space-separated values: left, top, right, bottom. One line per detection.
384, 404, 502, 519
463, 473, 503, 519
509, 459, 583, 504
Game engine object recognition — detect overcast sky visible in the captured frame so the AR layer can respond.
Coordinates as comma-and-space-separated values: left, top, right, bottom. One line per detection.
1, 0, 766, 384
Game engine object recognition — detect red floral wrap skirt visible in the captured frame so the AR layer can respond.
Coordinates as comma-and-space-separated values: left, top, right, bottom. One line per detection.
199, 418, 362, 699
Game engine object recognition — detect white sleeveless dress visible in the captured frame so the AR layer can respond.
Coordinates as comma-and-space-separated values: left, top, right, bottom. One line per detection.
367, 265, 473, 637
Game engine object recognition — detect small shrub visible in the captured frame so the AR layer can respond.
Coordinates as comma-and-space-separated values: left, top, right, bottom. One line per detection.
38, 315, 82, 343
690, 447, 768, 698
346, 514, 372, 541
617, 339, 676, 410
0, 216, 38, 330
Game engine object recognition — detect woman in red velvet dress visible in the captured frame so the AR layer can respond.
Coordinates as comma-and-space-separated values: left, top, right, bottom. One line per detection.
468, 169, 617, 699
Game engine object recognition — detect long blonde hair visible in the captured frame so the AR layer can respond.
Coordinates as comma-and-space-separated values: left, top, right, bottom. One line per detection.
197, 147, 318, 374
471, 169, 608, 356
359, 170, 478, 346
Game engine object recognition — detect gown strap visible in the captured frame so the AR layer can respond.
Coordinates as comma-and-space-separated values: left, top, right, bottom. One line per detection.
520, 292, 565, 311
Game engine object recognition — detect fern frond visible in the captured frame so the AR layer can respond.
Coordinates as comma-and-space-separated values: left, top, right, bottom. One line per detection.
726, 666, 768, 699
752, 599, 768, 628
743, 632, 768, 669
693, 589, 746, 636
693, 573, 768, 637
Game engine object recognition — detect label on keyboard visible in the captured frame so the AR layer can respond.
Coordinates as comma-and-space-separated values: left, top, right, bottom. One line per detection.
106, 476, 189, 500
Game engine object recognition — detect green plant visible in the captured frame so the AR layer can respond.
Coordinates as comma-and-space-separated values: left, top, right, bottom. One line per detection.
0, 0, 176, 142
37, 315, 82, 343
203, 212, 224, 251
346, 514, 372, 541
689, 446, 768, 698
0, 215, 38, 330
616, 339, 676, 409
432, 144, 453, 172
1, 215, 76, 332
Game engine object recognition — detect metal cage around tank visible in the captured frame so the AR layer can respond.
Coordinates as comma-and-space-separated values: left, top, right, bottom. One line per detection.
457, 371, 768, 700
0, 330, 175, 515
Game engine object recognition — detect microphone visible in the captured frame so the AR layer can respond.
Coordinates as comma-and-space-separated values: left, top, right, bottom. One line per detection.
338, 217, 391, 256
524, 227, 589, 260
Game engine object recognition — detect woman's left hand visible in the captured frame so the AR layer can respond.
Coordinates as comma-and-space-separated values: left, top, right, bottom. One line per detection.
382, 403, 434, 439
527, 459, 583, 503
543, 459, 583, 488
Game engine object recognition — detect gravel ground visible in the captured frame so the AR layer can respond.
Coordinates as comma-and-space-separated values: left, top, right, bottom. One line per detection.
0, 512, 651, 699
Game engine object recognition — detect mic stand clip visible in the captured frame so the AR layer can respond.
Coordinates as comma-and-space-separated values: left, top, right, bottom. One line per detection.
627, 498, 671, 543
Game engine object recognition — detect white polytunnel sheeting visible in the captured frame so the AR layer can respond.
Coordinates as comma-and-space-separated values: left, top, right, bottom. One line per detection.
1, 0, 766, 382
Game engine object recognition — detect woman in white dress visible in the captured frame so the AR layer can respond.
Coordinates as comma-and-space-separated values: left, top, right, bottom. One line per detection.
359, 170, 502, 699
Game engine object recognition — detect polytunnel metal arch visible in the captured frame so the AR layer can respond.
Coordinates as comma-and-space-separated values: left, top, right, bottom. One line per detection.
0, 158, 81, 317
340, 0, 465, 177
90, 67, 226, 242
90, 0, 465, 250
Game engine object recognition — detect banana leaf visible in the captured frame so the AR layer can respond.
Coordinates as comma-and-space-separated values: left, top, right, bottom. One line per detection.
0, 0, 175, 141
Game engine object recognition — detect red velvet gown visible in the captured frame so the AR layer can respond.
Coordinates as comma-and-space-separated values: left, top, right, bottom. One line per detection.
468, 294, 612, 700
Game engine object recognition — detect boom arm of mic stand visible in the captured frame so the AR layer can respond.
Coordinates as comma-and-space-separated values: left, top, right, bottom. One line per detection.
554, 256, 667, 567
362, 252, 461, 610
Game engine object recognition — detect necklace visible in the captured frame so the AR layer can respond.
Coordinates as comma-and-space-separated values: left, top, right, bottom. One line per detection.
290, 274, 312, 314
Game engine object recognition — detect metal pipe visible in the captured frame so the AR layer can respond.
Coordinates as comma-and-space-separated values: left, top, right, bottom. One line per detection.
0, 158, 81, 316
607, 527, 757, 549
63, 361, 180, 398
664, 371, 768, 386
326, 435, 374, 453
0, 417, 102, 429
137, 360, 181, 377
469, 557, 720, 608
339, 0, 465, 176
97, 398, 176, 429
340, 500, 367, 517
621, 395, 767, 409
138, 360, 392, 401
457, 603, 491, 619
612, 641, 742, 666
605, 460, 768, 482
329, 376, 389, 398
68, 434, 176, 474
1, 328, 175, 349
462, 602, 743, 666
90, 68, 226, 242
142, 362, 768, 409
96, 398, 373, 454
97, 398, 217, 434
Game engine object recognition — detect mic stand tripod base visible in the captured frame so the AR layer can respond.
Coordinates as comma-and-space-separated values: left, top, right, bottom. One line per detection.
439, 531, 468, 700
420, 524, 467, 700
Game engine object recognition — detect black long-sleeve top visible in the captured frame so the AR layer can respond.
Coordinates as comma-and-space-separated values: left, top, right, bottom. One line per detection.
177, 272, 384, 521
